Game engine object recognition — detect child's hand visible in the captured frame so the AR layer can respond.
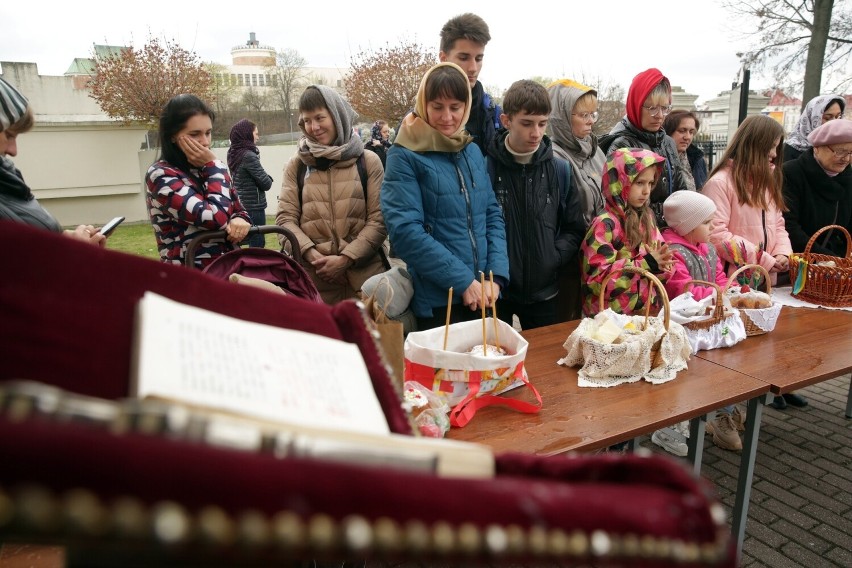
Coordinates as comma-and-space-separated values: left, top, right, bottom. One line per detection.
772, 254, 789, 272
648, 242, 674, 272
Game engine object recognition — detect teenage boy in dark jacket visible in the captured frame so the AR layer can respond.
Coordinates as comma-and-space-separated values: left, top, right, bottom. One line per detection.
438, 13, 502, 156
486, 80, 585, 329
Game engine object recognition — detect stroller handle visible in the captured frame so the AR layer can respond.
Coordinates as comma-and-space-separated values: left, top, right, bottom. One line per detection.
184, 225, 302, 268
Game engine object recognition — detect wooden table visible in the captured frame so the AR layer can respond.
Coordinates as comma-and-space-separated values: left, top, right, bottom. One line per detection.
696, 306, 852, 408
448, 319, 771, 563
449, 320, 768, 455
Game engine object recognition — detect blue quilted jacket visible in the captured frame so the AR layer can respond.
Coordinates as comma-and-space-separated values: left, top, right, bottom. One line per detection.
380, 143, 509, 318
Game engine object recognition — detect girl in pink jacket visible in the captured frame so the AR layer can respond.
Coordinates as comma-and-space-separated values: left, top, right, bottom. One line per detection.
661, 191, 728, 300
702, 115, 792, 286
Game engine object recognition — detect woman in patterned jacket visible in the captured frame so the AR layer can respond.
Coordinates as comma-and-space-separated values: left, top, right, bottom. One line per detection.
581, 148, 674, 316
146, 94, 250, 268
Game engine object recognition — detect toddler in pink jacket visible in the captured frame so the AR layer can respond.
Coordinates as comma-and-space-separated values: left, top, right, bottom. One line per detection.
661, 191, 728, 300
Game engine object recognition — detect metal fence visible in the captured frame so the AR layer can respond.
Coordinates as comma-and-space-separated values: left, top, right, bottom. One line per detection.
694, 134, 729, 172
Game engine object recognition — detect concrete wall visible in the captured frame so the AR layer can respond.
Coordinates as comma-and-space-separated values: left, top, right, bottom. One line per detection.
3, 61, 297, 227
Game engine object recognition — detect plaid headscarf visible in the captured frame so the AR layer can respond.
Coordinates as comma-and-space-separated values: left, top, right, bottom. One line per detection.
0, 77, 28, 131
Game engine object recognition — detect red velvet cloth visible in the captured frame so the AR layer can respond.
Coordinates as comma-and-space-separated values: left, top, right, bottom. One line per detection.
0, 221, 733, 566
0, 221, 409, 434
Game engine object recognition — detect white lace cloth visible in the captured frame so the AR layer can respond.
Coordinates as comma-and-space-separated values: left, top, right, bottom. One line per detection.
558, 309, 691, 387
665, 292, 747, 354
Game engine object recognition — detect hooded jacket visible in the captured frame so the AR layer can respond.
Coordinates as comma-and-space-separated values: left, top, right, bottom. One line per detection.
599, 69, 689, 227
581, 148, 670, 316
547, 79, 606, 227
381, 63, 509, 319
782, 148, 852, 256
661, 227, 727, 301
486, 130, 585, 304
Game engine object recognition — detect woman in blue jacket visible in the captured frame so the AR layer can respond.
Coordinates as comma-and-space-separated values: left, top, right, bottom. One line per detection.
381, 62, 509, 330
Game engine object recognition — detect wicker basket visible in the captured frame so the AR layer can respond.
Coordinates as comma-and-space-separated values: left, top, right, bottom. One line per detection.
726, 264, 780, 336
680, 280, 726, 331
598, 265, 670, 367
788, 224, 852, 307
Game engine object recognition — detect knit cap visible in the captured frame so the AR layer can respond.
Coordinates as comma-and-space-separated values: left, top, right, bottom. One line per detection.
663, 191, 716, 236
0, 78, 28, 131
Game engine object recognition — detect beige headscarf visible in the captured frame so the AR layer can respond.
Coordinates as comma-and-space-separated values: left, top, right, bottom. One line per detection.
394, 62, 473, 153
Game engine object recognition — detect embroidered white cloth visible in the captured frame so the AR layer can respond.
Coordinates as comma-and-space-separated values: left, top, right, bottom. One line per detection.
666, 292, 747, 354
558, 309, 691, 387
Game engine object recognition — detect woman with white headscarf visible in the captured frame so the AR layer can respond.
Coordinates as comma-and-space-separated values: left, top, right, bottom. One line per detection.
783, 94, 845, 162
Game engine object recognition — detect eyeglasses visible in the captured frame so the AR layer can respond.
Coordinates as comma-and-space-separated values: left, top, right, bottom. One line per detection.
822, 113, 845, 121
571, 111, 599, 123
642, 105, 672, 117
827, 145, 852, 159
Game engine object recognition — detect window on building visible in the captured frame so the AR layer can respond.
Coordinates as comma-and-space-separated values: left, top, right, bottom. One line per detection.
337, 80, 342, 88
259, 75, 265, 87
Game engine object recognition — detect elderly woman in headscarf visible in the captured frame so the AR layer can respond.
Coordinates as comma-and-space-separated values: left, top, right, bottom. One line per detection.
783, 94, 846, 162
783, 118, 852, 256
380, 62, 508, 329
599, 68, 690, 227
228, 118, 273, 247
276, 85, 387, 304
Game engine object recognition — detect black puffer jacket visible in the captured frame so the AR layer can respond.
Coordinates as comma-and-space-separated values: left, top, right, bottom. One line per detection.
783, 149, 852, 256
486, 132, 585, 304
233, 151, 273, 211
600, 117, 689, 226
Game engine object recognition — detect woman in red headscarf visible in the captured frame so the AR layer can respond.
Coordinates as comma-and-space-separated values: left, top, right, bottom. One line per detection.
599, 68, 691, 226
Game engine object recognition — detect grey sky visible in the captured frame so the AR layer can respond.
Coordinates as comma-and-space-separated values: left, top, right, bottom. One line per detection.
1, 0, 764, 104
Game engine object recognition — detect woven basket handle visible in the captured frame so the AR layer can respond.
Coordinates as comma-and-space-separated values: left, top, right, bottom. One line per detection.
803, 224, 852, 257
598, 265, 670, 331
726, 263, 771, 295
685, 280, 725, 319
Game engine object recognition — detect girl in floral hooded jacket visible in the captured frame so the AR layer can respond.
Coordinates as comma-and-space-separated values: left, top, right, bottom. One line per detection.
581, 148, 675, 316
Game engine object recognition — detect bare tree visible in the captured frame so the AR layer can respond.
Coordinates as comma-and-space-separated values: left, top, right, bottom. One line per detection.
723, 0, 852, 105
88, 36, 214, 131
346, 40, 437, 125
267, 48, 307, 133
206, 62, 240, 116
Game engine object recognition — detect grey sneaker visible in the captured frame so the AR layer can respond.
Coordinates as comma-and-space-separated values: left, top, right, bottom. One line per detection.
651, 427, 688, 457
707, 413, 743, 451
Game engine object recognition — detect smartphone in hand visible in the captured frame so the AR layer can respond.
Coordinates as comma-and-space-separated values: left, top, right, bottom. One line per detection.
98, 216, 125, 236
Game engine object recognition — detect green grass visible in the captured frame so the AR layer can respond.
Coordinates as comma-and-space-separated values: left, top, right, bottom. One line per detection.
105, 217, 281, 259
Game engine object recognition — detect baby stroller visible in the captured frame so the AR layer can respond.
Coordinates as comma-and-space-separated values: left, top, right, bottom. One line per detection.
184, 225, 322, 302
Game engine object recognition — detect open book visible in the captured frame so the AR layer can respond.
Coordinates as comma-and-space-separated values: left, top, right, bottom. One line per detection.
131, 292, 494, 478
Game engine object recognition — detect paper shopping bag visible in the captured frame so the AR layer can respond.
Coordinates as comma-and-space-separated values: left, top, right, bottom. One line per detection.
403, 319, 541, 428
362, 288, 405, 388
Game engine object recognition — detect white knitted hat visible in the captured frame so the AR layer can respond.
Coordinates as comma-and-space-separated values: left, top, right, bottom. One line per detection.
663, 191, 717, 236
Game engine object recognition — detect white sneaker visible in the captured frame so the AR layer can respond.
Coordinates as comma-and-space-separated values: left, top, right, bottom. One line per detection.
651, 427, 688, 457
674, 420, 690, 439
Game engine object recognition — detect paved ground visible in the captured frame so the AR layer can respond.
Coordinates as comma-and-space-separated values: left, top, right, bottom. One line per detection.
640, 373, 852, 567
